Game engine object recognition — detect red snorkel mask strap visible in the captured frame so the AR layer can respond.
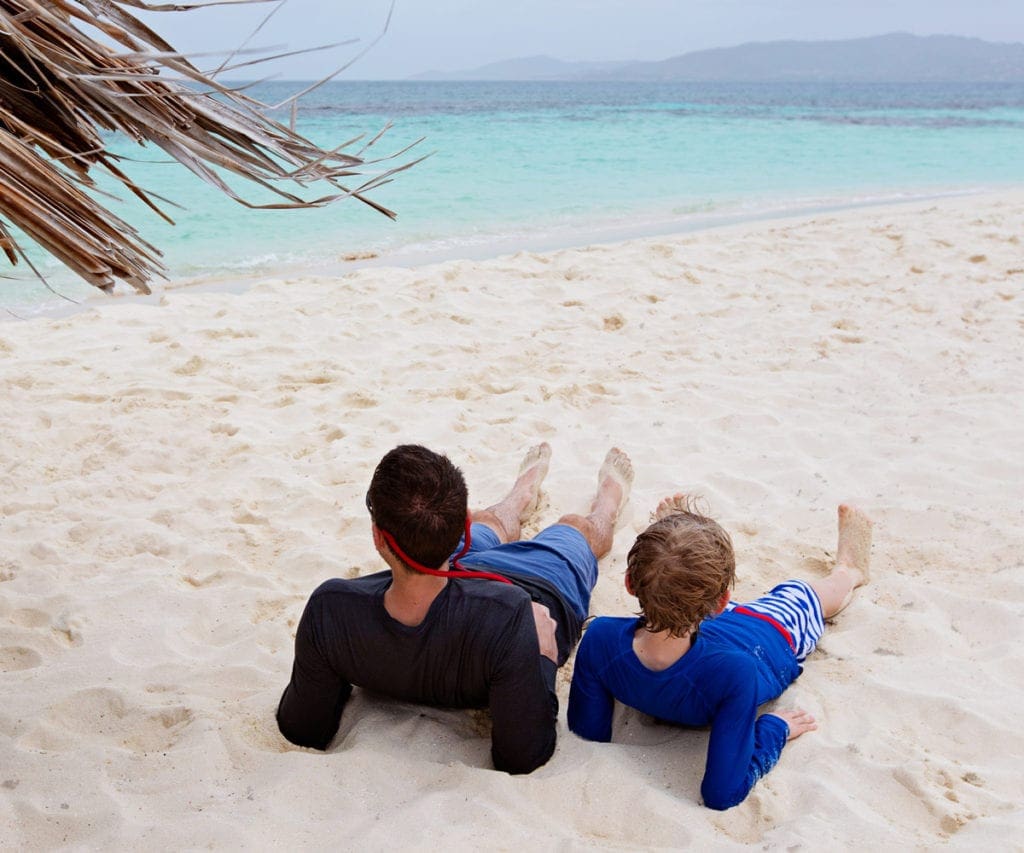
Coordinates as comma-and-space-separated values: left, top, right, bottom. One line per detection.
378, 515, 512, 584
451, 515, 474, 569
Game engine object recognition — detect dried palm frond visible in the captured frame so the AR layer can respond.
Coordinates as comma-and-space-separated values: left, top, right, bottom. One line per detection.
0, 0, 420, 295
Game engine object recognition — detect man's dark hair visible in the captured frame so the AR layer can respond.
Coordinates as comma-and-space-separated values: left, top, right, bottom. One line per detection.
367, 445, 469, 570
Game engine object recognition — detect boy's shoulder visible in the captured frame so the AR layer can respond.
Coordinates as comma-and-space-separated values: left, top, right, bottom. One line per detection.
583, 615, 637, 641
577, 616, 637, 666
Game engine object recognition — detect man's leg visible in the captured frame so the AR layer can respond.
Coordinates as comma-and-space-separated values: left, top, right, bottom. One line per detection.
555, 447, 633, 559
809, 504, 873, 617
460, 447, 633, 610
473, 443, 552, 544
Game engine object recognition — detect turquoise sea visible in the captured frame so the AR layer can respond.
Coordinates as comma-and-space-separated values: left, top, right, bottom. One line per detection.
4, 80, 1024, 314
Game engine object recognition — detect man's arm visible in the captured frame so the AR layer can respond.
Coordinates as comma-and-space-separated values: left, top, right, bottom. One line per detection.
487, 597, 559, 774
276, 592, 353, 750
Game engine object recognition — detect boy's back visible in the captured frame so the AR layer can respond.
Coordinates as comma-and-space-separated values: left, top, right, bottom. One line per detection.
568, 610, 800, 809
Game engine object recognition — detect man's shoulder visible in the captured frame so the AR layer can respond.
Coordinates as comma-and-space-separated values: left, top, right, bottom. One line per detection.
310, 571, 391, 601
448, 577, 532, 610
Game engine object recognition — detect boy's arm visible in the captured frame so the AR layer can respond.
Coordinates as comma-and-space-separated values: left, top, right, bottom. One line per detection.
700, 667, 790, 810
567, 631, 616, 742
276, 593, 354, 750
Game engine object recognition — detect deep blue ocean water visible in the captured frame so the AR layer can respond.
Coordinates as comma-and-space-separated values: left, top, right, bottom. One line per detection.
4, 80, 1024, 313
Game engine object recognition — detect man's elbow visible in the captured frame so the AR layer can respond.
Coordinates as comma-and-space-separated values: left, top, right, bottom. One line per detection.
276, 691, 334, 751
277, 721, 331, 751
276, 712, 331, 751
492, 734, 555, 775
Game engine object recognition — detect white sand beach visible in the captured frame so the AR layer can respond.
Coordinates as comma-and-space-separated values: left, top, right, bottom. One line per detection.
1, 191, 1022, 849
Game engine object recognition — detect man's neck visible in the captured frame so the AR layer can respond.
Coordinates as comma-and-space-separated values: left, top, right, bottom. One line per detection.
383, 563, 449, 627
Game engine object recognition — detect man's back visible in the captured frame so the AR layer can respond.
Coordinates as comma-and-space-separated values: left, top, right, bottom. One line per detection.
277, 572, 558, 773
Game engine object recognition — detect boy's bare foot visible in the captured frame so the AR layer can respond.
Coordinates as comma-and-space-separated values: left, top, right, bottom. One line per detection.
835, 503, 873, 587
514, 442, 552, 520
652, 492, 696, 522
812, 503, 874, 617
594, 447, 633, 521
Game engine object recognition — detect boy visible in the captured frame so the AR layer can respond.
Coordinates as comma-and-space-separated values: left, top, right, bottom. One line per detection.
567, 495, 872, 809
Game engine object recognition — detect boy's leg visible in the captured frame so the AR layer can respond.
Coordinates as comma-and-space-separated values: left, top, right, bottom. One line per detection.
472, 443, 551, 544
809, 504, 873, 618
555, 447, 633, 559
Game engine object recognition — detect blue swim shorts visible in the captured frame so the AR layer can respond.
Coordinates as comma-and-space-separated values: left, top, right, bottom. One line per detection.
452, 523, 598, 622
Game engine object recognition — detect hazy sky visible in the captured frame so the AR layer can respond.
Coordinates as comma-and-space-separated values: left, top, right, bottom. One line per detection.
137, 0, 1024, 79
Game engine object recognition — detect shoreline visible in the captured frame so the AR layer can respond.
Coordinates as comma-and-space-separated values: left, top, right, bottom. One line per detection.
2, 182, 1014, 323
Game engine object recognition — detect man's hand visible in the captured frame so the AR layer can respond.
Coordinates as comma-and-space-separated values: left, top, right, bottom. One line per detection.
771, 708, 817, 740
531, 602, 558, 664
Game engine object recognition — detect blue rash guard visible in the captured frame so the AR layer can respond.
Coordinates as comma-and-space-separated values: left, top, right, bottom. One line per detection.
567, 611, 803, 810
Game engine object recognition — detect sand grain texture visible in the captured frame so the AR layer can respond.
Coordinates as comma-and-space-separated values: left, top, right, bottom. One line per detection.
1, 193, 1023, 849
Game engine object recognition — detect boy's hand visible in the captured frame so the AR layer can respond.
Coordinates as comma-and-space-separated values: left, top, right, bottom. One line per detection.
531, 602, 559, 664
772, 708, 817, 740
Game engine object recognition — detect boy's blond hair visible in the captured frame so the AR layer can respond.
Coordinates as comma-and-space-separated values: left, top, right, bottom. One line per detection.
626, 499, 735, 638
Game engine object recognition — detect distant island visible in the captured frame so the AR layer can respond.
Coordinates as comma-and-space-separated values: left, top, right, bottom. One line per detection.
412, 33, 1024, 83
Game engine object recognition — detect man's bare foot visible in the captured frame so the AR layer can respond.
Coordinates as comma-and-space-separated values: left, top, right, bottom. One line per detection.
652, 492, 699, 522
514, 442, 552, 520
594, 447, 634, 522
474, 443, 551, 543
835, 503, 873, 587
552, 447, 633, 559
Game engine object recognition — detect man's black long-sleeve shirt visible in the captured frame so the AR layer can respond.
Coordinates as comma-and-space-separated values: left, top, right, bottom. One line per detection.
276, 571, 562, 774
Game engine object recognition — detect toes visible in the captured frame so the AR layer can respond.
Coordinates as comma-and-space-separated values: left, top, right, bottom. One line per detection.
519, 442, 552, 476
653, 492, 692, 521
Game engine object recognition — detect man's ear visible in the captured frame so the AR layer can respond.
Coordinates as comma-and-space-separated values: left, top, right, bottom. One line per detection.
624, 573, 634, 596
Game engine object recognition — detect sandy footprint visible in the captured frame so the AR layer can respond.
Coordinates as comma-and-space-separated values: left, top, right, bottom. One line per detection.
8, 608, 49, 628
20, 687, 195, 754
0, 646, 44, 671
251, 596, 296, 625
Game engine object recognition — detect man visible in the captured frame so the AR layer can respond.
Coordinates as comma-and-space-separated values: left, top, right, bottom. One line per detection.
276, 441, 632, 774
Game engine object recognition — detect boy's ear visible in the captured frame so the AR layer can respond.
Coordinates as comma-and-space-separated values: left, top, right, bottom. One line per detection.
716, 590, 730, 613
624, 573, 634, 596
